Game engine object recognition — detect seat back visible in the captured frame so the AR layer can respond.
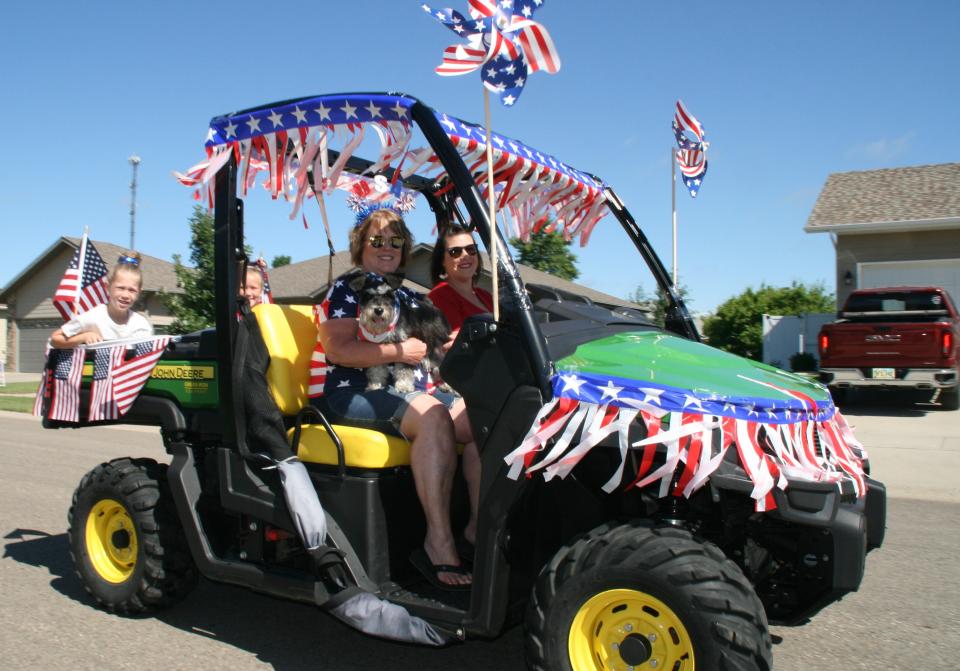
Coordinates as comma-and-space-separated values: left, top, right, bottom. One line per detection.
252, 303, 317, 415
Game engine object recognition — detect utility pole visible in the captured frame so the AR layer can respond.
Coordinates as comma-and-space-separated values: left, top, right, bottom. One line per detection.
128, 155, 141, 250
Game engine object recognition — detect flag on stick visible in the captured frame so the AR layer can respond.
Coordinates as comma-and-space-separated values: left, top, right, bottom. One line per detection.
114, 338, 171, 416
672, 100, 709, 198
47, 348, 85, 422
88, 345, 126, 421
53, 233, 109, 321
255, 257, 274, 305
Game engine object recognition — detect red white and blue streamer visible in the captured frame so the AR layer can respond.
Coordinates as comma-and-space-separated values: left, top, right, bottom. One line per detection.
506, 371, 868, 511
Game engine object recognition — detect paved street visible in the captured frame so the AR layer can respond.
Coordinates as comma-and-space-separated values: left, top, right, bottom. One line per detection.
1, 403, 957, 670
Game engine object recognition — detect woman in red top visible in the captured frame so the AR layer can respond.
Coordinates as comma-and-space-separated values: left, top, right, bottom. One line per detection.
427, 223, 493, 335
427, 223, 492, 558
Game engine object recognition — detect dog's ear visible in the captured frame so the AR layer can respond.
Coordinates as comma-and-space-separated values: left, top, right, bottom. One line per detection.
348, 275, 367, 293
384, 272, 404, 290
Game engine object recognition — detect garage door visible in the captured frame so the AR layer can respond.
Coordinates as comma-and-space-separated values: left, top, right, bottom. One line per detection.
860, 259, 960, 306
18, 326, 52, 373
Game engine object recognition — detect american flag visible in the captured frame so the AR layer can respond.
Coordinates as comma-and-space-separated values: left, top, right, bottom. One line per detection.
423, 0, 561, 106
88, 345, 125, 421
47, 348, 85, 422
52, 233, 110, 321
113, 338, 171, 416
255, 258, 274, 305
673, 100, 709, 198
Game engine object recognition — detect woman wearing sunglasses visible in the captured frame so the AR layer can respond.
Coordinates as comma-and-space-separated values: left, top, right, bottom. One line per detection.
311, 208, 475, 589
427, 223, 493, 333
426, 223, 492, 562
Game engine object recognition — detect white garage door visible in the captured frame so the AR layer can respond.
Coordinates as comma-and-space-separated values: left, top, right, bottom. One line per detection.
18, 326, 52, 373
860, 259, 960, 306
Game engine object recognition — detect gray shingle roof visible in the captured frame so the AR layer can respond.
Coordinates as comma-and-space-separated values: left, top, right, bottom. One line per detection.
65, 238, 182, 294
806, 162, 960, 230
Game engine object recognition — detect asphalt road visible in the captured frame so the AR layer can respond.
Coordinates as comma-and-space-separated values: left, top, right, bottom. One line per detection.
1, 403, 957, 670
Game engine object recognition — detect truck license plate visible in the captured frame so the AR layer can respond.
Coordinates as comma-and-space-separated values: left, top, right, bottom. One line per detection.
872, 368, 896, 380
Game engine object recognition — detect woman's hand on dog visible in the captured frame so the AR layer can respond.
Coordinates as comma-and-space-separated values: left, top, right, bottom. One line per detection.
395, 337, 428, 366
442, 329, 460, 353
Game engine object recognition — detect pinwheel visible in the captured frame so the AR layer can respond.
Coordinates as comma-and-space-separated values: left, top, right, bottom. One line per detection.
422, 1, 561, 106
673, 100, 709, 198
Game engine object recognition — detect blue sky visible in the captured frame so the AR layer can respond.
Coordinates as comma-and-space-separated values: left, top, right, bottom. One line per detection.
2, 1, 957, 313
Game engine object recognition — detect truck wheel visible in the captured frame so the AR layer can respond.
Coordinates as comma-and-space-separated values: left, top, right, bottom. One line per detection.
526, 521, 772, 671
940, 387, 959, 411
830, 387, 848, 406
68, 458, 197, 613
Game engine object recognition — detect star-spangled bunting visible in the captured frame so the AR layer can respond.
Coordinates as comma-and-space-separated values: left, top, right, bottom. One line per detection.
52, 233, 109, 321
176, 93, 609, 248
506, 370, 867, 512
673, 100, 709, 198
422, 0, 561, 106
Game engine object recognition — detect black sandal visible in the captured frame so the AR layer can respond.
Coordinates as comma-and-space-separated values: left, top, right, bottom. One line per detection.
409, 547, 472, 591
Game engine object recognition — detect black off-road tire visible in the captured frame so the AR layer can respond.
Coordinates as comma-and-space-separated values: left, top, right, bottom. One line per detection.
68, 457, 197, 614
939, 386, 959, 411
526, 521, 772, 671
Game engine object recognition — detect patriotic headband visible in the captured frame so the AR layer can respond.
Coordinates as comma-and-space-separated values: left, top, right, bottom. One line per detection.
347, 175, 416, 226
117, 255, 141, 267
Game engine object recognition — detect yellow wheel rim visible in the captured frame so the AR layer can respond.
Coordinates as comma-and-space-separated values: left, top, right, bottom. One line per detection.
568, 588, 694, 671
85, 499, 138, 583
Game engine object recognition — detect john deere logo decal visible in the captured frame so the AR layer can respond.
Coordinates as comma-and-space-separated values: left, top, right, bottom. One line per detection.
151, 365, 215, 380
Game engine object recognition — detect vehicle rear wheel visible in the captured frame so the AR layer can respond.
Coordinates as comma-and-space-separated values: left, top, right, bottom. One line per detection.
526, 521, 772, 671
68, 457, 197, 613
830, 387, 848, 406
940, 386, 959, 411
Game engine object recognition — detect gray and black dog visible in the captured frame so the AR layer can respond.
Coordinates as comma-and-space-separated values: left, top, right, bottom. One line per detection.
349, 272, 452, 393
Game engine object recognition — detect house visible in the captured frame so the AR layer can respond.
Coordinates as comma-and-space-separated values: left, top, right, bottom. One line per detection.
268, 244, 643, 311
3, 237, 642, 373
805, 162, 960, 308
0, 238, 182, 373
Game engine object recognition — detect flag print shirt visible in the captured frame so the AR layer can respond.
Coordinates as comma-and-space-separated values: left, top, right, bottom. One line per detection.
310, 271, 431, 397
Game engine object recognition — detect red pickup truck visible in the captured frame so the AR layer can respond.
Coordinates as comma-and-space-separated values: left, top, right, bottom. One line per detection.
818, 286, 959, 410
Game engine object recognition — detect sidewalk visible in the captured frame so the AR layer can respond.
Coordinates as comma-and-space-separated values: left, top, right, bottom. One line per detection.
1, 372, 41, 385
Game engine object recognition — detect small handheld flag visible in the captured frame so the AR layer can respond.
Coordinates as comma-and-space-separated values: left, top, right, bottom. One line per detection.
53, 233, 109, 320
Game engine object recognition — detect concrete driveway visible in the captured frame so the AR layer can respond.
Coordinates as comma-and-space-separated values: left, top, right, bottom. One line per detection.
837, 391, 959, 502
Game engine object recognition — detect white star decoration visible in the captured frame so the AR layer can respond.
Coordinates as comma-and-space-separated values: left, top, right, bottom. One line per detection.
560, 374, 586, 395
268, 110, 284, 128
337, 380, 351, 388
344, 295, 356, 304
315, 104, 331, 121
341, 101, 358, 119
640, 388, 665, 405
365, 101, 382, 118
224, 122, 237, 139
332, 308, 346, 318
245, 116, 261, 133
682, 394, 704, 410
292, 106, 307, 124
391, 102, 408, 118
600, 381, 623, 400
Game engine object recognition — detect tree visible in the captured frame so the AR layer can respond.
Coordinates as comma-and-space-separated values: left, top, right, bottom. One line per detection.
702, 282, 835, 359
162, 206, 216, 334
628, 282, 691, 327
509, 228, 579, 280
271, 255, 292, 268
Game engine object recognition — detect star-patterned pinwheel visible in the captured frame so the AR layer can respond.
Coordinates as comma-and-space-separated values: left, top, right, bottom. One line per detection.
422, 0, 561, 106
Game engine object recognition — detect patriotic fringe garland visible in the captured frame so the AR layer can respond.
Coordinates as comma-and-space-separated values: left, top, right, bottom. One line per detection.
175, 98, 608, 248
506, 382, 867, 512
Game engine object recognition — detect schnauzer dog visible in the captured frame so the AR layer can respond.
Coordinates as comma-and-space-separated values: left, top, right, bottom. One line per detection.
349, 273, 452, 394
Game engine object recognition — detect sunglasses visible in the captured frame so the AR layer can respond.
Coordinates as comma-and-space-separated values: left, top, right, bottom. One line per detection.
367, 235, 405, 249
447, 244, 478, 259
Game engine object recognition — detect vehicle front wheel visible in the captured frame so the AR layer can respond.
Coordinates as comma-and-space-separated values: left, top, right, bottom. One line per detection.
68, 457, 197, 614
526, 521, 772, 671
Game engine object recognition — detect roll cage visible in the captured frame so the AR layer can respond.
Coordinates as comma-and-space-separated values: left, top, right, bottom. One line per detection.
206, 91, 698, 451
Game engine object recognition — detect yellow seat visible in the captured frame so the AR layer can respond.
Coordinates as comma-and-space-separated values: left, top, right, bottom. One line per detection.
252, 303, 412, 468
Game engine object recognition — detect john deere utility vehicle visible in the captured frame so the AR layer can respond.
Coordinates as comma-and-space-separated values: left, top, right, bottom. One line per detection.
44, 93, 886, 671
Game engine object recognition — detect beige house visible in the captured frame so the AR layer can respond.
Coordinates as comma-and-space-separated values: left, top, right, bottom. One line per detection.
0, 238, 181, 373
268, 244, 641, 311
805, 162, 960, 308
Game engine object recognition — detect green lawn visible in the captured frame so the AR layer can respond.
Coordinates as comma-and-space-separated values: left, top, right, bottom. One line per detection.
1, 382, 41, 394
0, 396, 35, 413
